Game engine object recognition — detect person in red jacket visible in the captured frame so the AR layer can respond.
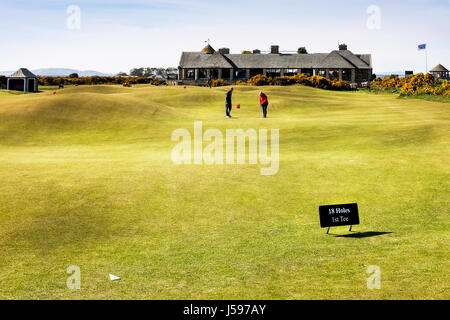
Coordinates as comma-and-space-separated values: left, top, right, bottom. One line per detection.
259, 92, 269, 118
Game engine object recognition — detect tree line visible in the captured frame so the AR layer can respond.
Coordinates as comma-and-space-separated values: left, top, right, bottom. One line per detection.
126, 67, 178, 78
38, 76, 167, 86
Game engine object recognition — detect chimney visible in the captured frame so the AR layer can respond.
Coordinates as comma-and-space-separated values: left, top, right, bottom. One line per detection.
339, 44, 348, 51
253, 49, 261, 54
219, 48, 230, 54
270, 45, 279, 54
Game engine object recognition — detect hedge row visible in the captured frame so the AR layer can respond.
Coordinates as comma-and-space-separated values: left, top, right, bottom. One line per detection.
38, 76, 166, 86
203, 79, 231, 87
370, 73, 450, 96
236, 74, 352, 91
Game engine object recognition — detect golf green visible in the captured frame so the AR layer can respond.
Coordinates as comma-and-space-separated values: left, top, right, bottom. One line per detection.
0, 85, 448, 299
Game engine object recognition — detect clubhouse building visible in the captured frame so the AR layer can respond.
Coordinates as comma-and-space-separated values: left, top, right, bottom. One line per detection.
178, 44, 373, 85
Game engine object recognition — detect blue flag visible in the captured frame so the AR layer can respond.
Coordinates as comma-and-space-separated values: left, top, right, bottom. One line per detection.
418, 44, 426, 50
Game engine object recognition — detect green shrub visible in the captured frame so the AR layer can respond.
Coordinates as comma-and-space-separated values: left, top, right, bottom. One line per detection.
37, 76, 166, 87
149, 78, 167, 86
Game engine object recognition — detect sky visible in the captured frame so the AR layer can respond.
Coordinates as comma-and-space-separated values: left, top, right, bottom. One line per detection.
0, 0, 449, 74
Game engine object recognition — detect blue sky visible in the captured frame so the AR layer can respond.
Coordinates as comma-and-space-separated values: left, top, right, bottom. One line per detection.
0, 0, 449, 74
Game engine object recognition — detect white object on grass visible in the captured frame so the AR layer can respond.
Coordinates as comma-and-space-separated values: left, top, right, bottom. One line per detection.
109, 274, 121, 281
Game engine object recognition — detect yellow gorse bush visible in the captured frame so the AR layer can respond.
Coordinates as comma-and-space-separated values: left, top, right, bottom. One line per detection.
371, 73, 448, 96
204, 79, 230, 87
212, 79, 230, 87
242, 74, 351, 91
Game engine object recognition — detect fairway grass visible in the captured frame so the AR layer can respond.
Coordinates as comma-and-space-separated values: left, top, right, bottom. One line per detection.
0, 85, 448, 299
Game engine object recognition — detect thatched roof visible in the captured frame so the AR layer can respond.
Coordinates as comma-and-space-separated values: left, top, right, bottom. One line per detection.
8, 68, 37, 78
180, 49, 372, 70
430, 64, 449, 72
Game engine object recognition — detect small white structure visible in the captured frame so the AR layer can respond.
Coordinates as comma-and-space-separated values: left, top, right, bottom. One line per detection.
429, 64, 449, 80
7, 68, 38, 92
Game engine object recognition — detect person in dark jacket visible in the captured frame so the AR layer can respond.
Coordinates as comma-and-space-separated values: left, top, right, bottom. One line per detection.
225, 88, 234, 118
207, 76, 212, 89
259, 91, 269, 118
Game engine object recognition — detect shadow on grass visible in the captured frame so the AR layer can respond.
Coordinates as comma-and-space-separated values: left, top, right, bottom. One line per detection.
333, 231, 393, 238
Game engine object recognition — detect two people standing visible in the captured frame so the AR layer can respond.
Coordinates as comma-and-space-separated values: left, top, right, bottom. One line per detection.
225, 88, 269, 119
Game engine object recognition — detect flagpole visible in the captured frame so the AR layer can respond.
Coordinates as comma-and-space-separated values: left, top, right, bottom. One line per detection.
419, 44, 428, 74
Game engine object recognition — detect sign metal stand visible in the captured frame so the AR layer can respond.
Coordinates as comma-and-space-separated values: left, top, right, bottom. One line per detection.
319, 203, 360, 235
326, 225, 353, 234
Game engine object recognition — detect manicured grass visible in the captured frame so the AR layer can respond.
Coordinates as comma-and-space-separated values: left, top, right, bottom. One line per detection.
0, 85, 65, 96
38, 85, 65, 91
399, 94, 450, 103
362, 88, 450, 103
0, 89, 25, 96
0, 85, 448, 299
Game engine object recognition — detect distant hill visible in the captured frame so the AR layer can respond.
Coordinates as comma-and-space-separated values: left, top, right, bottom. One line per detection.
0, 68, 113, 77
375, 71, 409, 78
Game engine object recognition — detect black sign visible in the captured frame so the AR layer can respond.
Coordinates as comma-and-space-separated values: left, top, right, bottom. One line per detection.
319, 203, 360, 228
